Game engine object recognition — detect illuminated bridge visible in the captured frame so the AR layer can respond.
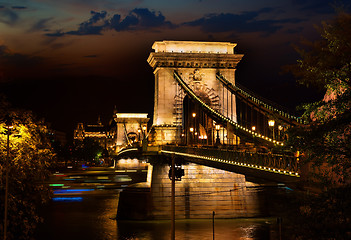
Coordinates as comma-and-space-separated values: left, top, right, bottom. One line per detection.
118, 40, 304, 185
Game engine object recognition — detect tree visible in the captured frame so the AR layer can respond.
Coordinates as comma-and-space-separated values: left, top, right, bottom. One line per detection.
73, 138, 104, 164
0, 98, 54, 239
284, 10, 351, 240
287, 10, 351, 186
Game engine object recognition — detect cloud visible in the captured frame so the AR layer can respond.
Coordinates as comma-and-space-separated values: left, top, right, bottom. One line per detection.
11, 6, 27, 10
66, 10, 108, 35
29, 17, 53, 32
45, 30, 65, 37
112, 8, 172, 30
46, 8, 174, 37
0, 8, 19, 25
183, 8, 303, 34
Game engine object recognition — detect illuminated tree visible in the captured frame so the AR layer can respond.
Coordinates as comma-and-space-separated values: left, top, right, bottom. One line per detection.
0, 100, 54, 239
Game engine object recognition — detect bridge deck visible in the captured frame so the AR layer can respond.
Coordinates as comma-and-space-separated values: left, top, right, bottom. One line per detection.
117, 145, 301, 185
161, 145, 300, 184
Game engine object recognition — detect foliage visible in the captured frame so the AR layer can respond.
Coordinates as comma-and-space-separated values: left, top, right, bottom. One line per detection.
283, 10, 351, 240
288, 11, 351, 91
0, 100, 54, 239
286, 10, 351, 186
73, 138, 104, 163
293, 186, 351, 240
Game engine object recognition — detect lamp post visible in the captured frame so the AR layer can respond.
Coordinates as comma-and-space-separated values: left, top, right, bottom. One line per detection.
192, 113, 196, 145
142, 125, 147, 140
137, 128, 141, 142
215, 124, 220, 146
268, 120, 275, 140
190, 127, 194, 145
251, 126, 256, 144
4, 117, 13, 240
200, 135, 207, 146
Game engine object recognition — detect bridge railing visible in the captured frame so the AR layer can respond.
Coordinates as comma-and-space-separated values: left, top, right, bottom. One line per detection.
162, 145, 299, 174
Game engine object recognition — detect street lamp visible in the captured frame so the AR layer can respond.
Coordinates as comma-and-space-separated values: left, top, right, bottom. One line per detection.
137, 128, 141, 142
192, 113, 196, 145
268, 120, 275, 140
190, 127, 194, 145
251, 126, 256, 131
215, 124, 220, 145
4, 116, 13, 240
142, 125, 147, 138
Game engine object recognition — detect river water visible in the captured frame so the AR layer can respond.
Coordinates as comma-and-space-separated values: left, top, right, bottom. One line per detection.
36, 194, 275, 240
35, 160, 284, 240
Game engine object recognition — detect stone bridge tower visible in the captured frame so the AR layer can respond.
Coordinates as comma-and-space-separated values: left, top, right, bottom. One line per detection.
147, 41, 243, 145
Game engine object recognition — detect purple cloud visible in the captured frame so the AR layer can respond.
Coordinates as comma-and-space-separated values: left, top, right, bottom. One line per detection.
46, 8, 173, 36
61, 11, 108, 36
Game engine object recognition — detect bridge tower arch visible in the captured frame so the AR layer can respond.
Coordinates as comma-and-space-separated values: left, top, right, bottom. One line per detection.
147, 41, 243, 145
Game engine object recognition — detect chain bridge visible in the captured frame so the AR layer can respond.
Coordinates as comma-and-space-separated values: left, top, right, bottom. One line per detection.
118, 40, 304, 185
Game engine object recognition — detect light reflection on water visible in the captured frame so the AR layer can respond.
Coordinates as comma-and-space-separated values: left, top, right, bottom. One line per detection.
117, 219, 270, 240
36, 194, 272, 240
36, 161, 275, 240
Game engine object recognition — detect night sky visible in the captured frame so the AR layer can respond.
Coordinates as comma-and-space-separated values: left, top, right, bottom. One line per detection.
0, 0, 348, 138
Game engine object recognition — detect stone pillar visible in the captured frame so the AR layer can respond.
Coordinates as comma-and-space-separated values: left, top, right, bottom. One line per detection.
147, 41, 243, 145
114, 113, 149, 151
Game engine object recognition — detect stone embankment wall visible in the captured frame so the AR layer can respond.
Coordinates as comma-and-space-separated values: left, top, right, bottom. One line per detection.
117, 163, 262, 220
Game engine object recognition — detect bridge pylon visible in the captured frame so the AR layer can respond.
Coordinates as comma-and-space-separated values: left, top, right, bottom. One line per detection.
147, 41, 243, 145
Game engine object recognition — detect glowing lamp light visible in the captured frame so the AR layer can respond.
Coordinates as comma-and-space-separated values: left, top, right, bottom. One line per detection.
268, 120, 275, 127
215, 125, 220, 130
142, 126, 147, 131
5, 116, 13, 129
192, 113, 196, 118
251, 126, 256, 131
278, 125, 283, 131
190, 127, 194, 132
